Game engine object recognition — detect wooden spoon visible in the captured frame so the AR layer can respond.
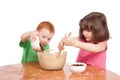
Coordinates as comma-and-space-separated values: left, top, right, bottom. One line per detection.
57, 32, 72, 57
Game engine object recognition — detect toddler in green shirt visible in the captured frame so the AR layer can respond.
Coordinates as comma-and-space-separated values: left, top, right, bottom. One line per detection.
19, 21, 55, 63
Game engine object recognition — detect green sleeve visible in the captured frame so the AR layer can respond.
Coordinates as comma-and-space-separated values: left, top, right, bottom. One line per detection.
43, 45, 50, 52
19, 39, 38, 63
19, 41, 25, 47
19, 39, 29, 47
19, 38, 50, 52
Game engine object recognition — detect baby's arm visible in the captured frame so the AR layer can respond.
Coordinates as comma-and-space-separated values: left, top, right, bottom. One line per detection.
20, 31, 33, 42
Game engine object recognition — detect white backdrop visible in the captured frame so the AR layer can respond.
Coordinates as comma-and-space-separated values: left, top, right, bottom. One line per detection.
0, 0, 120, 75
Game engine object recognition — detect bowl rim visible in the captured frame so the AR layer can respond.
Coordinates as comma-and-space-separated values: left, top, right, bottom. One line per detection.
67, 62, 87, 67
67, 62, 87, 73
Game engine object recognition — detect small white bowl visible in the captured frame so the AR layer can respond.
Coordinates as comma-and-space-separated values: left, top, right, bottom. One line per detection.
68, 62, 87, 73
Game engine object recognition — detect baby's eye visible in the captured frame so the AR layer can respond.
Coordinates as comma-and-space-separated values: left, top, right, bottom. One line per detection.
42, 36, 46, 38
48, 38, 51, 41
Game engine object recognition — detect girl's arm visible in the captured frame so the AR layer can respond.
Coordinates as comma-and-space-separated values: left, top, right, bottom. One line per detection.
63, 37, 107, 53
20, 31, 33, 42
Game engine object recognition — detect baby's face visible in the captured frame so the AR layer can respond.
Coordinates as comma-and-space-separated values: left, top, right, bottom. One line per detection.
38, 28, 54, 46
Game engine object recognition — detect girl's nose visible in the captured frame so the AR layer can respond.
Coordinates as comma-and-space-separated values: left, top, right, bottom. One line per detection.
83, 31, 88, 35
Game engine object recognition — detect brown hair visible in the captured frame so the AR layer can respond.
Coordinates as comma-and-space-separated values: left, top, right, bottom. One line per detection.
79, 12, 110, 43
36, 21, 55, 34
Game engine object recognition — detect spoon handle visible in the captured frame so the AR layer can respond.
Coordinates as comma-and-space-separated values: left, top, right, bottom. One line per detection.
58, 32, 72, 57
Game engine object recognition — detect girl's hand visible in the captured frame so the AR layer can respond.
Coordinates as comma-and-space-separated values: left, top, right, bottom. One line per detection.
58, 32, 72, 50
58, 38, 65, 50
62, 34, 72, 46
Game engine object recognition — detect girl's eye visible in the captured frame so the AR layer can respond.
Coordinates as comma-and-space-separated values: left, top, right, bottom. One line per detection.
87, 30, 91, 32
83, 29, 91, 32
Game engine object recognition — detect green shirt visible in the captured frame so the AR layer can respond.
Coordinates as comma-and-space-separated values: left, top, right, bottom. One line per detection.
19, 39, 50, 63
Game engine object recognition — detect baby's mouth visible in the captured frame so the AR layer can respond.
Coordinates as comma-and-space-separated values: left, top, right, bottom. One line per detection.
40, 43, 44, 46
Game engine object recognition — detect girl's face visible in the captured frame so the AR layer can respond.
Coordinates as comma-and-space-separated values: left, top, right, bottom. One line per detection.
37, 28, 54, 46
82, 30, 93, 42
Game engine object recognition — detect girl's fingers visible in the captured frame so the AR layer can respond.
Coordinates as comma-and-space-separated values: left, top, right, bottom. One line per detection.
63, 37, 71, 46
58, 41, 64, 50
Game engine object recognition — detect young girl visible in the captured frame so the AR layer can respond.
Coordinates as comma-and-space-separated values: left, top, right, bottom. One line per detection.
19, 21, 55, 63
58, 12, 110, 69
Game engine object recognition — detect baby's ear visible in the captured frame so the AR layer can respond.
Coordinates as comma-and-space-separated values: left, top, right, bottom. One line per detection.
35, 30, 40, 35
35, 29, 39, 33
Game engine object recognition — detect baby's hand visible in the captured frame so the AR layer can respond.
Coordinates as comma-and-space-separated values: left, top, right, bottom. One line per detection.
31, 35, 41, 51
30, 31, 38, 42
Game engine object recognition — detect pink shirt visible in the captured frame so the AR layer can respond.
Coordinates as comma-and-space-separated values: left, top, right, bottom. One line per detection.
76, 41, 107, 69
